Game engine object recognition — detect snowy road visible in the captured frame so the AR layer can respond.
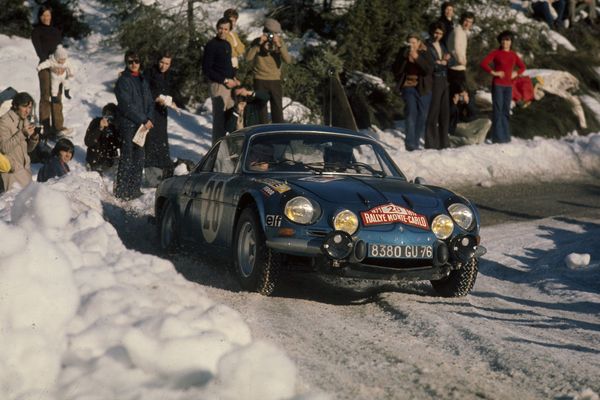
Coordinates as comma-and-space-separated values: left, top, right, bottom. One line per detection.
105, 180, 600, 400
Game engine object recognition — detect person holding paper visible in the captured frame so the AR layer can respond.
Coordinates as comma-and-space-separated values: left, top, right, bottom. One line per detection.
144, 52, 180, 187
114, 49, 154, 200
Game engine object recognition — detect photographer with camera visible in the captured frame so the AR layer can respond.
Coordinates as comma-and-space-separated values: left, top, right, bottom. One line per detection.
84, 103, 122, 173
246, 18, 292, 124
0, 92, 40, 192
448, 83, 491, 147
225, 87, 270, 133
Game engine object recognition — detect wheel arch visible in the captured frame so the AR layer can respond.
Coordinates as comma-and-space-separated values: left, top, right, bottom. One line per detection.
229, 190, 267, 246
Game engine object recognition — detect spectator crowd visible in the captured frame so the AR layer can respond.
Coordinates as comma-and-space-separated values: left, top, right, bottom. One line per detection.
0, 1, 597, 197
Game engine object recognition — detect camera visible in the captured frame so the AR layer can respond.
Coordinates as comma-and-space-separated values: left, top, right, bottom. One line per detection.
34, 125, 44, 135
267, 32, 275, 43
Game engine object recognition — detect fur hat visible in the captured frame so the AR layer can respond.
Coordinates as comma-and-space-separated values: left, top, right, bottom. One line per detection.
263, 18, 282, 33
54, 45, 68, 60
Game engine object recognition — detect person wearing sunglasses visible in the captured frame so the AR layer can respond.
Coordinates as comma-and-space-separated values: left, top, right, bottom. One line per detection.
114, 49, 154, 200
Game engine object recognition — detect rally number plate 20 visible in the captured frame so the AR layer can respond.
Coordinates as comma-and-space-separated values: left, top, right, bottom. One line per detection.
368, 244, 433, 259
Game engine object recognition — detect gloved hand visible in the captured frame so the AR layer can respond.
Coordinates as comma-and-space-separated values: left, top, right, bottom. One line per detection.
64, 90, 71, 100
51, 96, 60, 104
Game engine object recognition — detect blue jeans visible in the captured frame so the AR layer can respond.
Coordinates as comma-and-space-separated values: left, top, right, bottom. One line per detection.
401, 87, 432, 151
532, 0, 566, 28
491, 85, 512, 144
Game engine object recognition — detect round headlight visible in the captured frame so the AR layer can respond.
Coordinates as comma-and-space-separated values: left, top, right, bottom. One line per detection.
431, 214, 454, 239
448, 203, 474, 230
284, 196, 318, 225
333, 210, 359, 235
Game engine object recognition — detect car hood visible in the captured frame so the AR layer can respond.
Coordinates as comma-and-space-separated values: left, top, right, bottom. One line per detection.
285, 175, 442, 212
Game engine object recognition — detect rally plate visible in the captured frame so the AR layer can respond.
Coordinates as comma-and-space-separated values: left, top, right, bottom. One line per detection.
368, 244, 433, 259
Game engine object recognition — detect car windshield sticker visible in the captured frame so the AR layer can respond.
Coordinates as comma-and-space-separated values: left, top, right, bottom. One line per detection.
266, 215, 282, 227
257, 178, 291, 193
299, 176, 343, 183
360, 203, 429, 230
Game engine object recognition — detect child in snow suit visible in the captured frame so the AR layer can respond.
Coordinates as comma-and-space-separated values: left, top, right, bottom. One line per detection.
37, 45, 75, 103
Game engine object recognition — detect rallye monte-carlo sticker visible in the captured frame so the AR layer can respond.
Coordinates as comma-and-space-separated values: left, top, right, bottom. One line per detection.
360, 203, 429, 230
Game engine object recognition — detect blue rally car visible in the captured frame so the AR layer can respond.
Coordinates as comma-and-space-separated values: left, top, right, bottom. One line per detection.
155, 124, 486, 297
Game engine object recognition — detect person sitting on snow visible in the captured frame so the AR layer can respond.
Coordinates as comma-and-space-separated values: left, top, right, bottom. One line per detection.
448, 83, 492, 147
37, 138, 74, 182
84, 103, 121, 173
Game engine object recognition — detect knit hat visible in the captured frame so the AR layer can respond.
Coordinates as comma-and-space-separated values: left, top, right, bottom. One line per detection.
54, 45, 68, 60
264, 18, 282, 33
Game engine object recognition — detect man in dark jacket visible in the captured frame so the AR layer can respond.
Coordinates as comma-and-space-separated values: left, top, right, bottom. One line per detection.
448, 83, 491, 146
114, 50, 154, 200
437, 2, 455, 48
203, 17, 240, 144
225, 87, 270, 133
394, 33, 434, 151
84, 103, 121, 172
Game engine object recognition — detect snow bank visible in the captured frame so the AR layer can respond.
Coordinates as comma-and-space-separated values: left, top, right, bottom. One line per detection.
0, 174, 308, 400
369, 128, 600, 187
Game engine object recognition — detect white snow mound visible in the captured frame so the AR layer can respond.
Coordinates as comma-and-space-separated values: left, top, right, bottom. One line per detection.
565, 253, 592, 269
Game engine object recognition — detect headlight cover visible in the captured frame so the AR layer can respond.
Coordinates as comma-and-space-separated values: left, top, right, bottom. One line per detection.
431, 214, 454, 239
284, 196, 319, 225
333, 210, 359, 235
448, 203, 474, 230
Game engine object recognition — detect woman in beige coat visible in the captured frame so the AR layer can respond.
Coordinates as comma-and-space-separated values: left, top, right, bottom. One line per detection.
0, 93, 40, 191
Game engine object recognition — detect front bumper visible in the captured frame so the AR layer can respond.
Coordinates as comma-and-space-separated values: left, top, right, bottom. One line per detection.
266, 231, 485, 281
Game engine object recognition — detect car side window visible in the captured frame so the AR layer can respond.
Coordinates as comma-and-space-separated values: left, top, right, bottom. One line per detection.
196, 144, 220, 173
213, 136, 244, 173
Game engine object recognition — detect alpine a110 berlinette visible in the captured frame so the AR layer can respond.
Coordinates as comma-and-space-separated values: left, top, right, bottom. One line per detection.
155, 124, 486, 296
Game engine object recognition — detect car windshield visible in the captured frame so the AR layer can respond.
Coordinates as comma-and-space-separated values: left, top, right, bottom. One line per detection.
244, 132, 402, 178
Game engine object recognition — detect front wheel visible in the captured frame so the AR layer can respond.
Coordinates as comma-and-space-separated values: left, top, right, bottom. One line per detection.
233, 207, 280, 295
431, 257, 478, 297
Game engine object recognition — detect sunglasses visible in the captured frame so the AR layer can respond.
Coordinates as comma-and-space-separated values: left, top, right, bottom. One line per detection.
127, 58, 140, 65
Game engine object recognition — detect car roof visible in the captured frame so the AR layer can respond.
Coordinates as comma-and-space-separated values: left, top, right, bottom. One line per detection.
229, 124, 373, 139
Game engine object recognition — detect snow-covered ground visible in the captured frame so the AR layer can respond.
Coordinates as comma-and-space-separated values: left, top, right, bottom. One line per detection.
1, 0, 600, 398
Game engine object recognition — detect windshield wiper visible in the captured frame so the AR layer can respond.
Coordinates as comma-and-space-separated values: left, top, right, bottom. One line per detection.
347, 161, 385, 177
268, 159, 324, 173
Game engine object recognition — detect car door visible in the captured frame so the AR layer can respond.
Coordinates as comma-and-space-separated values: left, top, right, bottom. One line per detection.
182, 136, 244, 247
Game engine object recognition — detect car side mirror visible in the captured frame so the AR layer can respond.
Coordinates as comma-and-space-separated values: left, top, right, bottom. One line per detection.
412, 176, 427, 185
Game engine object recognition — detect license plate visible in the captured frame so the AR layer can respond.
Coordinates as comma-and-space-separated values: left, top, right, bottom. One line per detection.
369, 244, 433, 259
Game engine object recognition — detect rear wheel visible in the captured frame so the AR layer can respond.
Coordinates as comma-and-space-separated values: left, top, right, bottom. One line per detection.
233, 207, 279, 295
431, 258, 478, 297
158, 200, 179, 253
